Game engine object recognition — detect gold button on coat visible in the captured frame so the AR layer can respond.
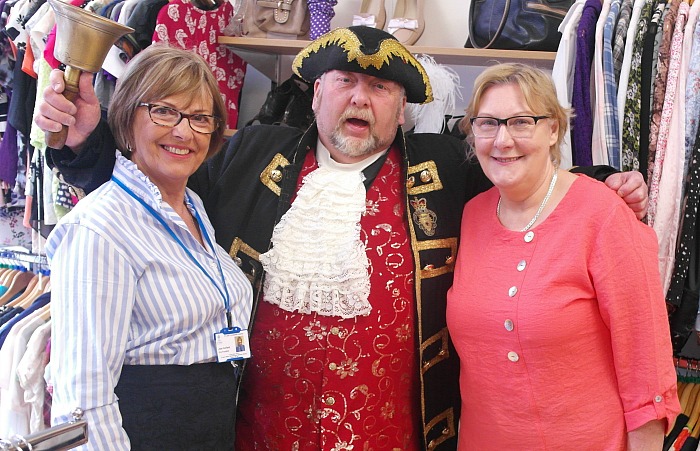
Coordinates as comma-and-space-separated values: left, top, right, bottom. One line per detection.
270, 169, 283, 182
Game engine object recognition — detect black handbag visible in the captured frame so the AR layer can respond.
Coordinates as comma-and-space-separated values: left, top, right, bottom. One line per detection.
245, 74, 314, 130
465, 0, 573, 51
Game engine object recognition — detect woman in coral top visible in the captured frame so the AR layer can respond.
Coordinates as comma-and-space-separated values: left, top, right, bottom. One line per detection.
447, 63, 680, 450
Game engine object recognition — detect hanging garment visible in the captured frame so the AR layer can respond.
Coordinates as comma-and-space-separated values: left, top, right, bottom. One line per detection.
601, 0, 623, 168
152, 0, 247, 130
621, 0, 657, 172
649, 1, 688, 254
571, 0, 602, 166
648, 0, 680, 181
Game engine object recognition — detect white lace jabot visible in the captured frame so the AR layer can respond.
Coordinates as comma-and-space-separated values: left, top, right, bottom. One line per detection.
259, 144, 385, 318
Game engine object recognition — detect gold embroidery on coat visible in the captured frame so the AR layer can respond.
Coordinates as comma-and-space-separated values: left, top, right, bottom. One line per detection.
406, 161, 442, 195
229, 237, 261, 283
410, 197, 438, 236
260, 153, 290, 196
420, 327, 449, 373
425, 409, 456, 450
416, 238, 458, 279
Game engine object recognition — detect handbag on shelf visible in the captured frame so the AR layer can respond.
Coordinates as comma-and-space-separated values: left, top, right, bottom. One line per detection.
245, 74, 314, 130
465, 0, 573, 51
231, 0, 311, 39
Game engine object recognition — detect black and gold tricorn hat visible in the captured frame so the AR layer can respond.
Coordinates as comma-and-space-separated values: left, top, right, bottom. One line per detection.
292, 26, 433, 104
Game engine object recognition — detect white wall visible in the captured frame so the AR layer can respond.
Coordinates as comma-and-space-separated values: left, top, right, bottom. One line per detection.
236, 0, 481, 128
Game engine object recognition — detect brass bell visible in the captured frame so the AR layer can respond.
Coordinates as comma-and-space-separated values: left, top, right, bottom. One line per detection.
46, 0, 133, 148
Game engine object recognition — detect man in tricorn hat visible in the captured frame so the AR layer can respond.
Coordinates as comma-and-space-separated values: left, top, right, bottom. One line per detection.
36, 27, 647, 450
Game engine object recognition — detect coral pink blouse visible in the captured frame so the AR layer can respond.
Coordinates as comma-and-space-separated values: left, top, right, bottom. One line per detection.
447, 175, 679, 450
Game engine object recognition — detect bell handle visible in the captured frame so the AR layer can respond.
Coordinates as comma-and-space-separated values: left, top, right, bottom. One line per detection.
45, 65, 82, 149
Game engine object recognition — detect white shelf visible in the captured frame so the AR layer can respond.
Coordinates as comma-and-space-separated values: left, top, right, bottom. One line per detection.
218, 36, 557, 83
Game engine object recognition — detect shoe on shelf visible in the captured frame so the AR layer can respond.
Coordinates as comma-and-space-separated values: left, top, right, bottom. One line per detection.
352, 0, 386, 29
387, 0, 424, 45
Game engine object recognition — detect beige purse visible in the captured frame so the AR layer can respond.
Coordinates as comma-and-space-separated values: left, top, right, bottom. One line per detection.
241, 0, 310, 39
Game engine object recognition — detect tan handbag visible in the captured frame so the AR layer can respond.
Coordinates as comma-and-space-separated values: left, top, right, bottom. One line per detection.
242, 0, 310, 39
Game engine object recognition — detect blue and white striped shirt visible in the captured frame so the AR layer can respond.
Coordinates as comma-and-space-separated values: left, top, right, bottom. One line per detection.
46, 152, 252, 450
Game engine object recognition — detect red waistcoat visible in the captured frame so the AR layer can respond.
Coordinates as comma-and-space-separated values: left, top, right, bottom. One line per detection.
236, 145, 420, 450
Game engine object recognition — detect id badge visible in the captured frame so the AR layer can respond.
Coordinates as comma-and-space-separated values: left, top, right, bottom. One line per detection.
214, 327, 251, 362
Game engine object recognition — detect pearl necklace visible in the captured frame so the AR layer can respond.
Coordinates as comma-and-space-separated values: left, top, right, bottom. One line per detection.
497, 170, 559, 232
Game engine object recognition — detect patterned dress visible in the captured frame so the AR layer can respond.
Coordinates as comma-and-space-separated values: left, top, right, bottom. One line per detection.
153, 0, 247, 129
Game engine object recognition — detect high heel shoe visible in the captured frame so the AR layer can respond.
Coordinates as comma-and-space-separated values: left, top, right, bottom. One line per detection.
387, 0, 424, 45
352, 0, 386, 29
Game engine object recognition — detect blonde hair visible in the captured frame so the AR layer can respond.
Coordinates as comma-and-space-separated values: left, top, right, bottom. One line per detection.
108, 44, 227, 159
460, 63, 570, 167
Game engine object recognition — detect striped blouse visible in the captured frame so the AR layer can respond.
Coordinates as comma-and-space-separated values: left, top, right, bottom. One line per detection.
46, 152, 252, 449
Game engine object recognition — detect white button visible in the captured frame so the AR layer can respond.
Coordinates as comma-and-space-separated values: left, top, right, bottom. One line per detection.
654, 395, 663, 403
524, 231, 535, 242
504, 319, 514, 331
507, 351, 519, 362
517, 260, 526, 271
508, 286, 518, 297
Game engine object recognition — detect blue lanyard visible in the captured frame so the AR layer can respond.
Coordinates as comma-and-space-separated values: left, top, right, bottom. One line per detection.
111, 176, 234, 329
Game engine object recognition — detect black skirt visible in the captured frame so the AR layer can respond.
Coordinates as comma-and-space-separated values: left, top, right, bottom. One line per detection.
114, 362, 237, 451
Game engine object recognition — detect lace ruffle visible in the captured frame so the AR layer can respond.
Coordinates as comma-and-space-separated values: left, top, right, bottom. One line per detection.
260, 165, 371, 318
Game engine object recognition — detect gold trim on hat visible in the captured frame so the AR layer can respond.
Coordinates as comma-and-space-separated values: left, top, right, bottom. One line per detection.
292, 28, 433, 103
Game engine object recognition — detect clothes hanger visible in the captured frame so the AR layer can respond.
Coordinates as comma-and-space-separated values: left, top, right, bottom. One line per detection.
0, 270, 35, 306
16, 276, 50, 309
679, 380, 695, 413
684, 384, 700, 430
0, 266, 13, 282
680, 383, 700, 446
0, 267, 18, 286
4, 274, 39, 308
677, 381, 688, 408
35, 303, 50, 322
6, 274, 46, 309
689, 397, 700, 441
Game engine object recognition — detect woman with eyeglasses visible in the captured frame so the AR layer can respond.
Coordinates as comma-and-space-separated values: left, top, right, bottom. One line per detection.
447, 63, 679, 450
45, 45, 252, 450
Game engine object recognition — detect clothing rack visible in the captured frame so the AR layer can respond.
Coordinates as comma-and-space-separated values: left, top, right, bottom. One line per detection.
677, 357, 700, 373
0, 409, 87, 450
0, 247, 49, 275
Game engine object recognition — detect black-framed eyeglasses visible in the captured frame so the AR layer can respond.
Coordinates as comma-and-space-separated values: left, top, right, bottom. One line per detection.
138, 103, 221, 134
469, 115, 550, 138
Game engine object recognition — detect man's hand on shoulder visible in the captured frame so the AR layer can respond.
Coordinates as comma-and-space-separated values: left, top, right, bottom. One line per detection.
604, 171, 648, 220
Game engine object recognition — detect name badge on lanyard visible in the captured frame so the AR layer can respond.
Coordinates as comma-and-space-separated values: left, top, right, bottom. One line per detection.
215, 327, 251, 361
112, 176, 251, 362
